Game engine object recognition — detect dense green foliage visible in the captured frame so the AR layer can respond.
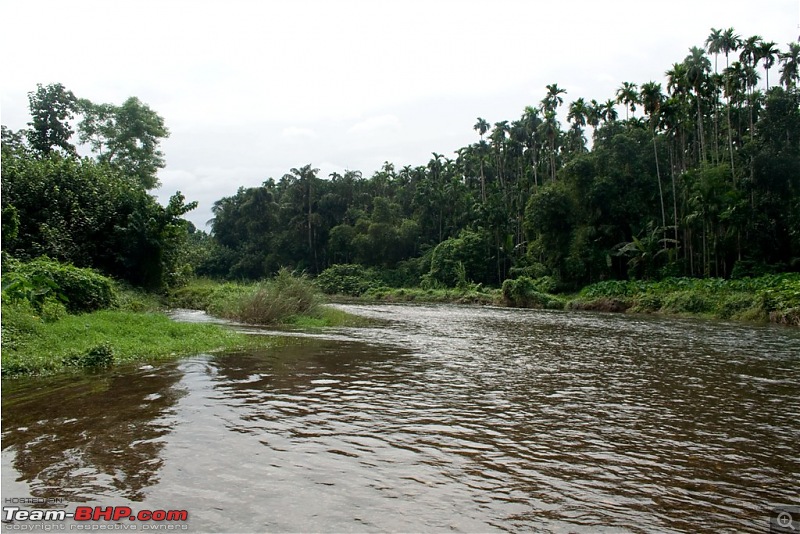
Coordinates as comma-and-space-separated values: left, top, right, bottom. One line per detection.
2, 85, 197, 290
203, 30, 799, 294
569, 273, 800, 324
3, 257, 117, 313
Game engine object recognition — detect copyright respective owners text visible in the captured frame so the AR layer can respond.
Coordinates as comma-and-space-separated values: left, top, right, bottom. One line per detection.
772, 506, 800, 534
1, 498, 189, 532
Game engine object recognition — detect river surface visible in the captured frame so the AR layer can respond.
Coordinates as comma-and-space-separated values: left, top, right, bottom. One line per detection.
2, 304, 799, 533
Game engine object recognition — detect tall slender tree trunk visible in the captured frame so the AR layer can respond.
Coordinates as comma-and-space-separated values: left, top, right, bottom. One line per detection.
726, 97, 736, 184
653, 129, 667, 248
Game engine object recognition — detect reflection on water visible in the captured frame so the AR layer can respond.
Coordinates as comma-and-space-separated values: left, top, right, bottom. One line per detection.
2, 364, 184, 502
3, 304, 800, 533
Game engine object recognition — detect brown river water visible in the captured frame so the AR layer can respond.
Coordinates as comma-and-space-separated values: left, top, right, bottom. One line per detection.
2, 304, 799, 533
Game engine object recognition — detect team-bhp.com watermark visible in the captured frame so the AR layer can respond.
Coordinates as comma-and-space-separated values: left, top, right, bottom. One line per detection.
2, 499, 188, 531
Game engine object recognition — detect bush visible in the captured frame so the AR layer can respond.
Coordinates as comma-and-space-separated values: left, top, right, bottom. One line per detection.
661, 291, 713, 314
315, 264, 377, 296
5, 257, 117, 313
502, 277, 564, 309
1, 301, 43, 352
213, 269, 322, 324
63, 342, 114, 369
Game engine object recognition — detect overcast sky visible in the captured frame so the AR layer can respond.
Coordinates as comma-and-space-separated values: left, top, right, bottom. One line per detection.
2, 0, 798, 229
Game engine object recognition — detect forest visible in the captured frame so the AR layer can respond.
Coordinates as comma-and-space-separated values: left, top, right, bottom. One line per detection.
2, 28, 799, 295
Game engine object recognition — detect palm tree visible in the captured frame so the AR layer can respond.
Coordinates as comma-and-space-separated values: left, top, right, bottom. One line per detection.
739, 35, 763, 133
641, 81, 668, 242
599, 99, 618, 123
720, 28, 741, 71
780, 42, 800, 90
538, 111, 560, 182
759, 41, 779, 90
684, 46, 711, 165
586, 99, 601, 129
491, 120, 510, 192
567, 98, 588, 128
719, 30, 740, 178
541, 83, 566, 113
521, 105, 542, 187
616, 81, 640, 120
473, 117, 490, 140
706, 28, 723, 73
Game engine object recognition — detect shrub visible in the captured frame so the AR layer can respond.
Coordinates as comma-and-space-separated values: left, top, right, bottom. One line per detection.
63, 342, 115, 369
213, 269, 322, 324
661, 291, 713, 314
315, 264, 377, 296
39, 297, 68, 323
5, 257, 117, 313
502, 277, 564, 309
1, 301, 43, 352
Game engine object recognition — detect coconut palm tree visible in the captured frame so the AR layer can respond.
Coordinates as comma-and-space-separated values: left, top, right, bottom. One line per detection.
719, 30, 740, 178
616, 81, 640, 120
780, 42, 800, 90
538, 111, 560, 182
706, 28, 723, 74
473, 117, 490, 140
759, 41, 779, 90
541, 83, 566, 113
641, 81, 668, 240
599, 99, 618, 123
520, 105, 542, 187
684, 46, 711, 165
586, 99, 601, 130
567, 98, 588, 128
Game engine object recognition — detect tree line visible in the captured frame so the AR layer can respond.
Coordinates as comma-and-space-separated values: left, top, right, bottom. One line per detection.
206, 29, 800, 288
2, 28, 799, 291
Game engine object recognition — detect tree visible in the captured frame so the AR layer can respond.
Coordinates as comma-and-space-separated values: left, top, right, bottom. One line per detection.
706, 28, 723, 73
599, 99, 618, 123
640, 82, 668, 239
780, 42, 800, 90
684, 46, 712, 164
616, 82, 640, 120
26, 83, 78, 156
759, 41, 779, 89
78, 97, 169, 189
473, 117, 490, 140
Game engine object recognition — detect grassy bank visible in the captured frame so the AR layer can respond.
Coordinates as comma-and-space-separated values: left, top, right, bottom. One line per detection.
1, 303, 282, 378
563, 274, 800, 324
1, 262, 365, 378
316, 264, 799, 325
352, 285, 501, 305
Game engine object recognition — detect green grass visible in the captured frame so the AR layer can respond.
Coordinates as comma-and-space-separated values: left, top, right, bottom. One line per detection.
564, 274, 800, 324
358, 285, 501, 305
1, 305, 280, 378
168, 271, 368, 327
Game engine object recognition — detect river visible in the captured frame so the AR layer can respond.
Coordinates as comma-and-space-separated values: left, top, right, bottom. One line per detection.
2, 304, 799, 533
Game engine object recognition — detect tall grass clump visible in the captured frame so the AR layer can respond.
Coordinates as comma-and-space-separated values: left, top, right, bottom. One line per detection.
211, 268, 322, 325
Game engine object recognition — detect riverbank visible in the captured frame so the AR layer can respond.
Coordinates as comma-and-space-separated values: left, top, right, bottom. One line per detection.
1, 264, 371, 378
327, 273, 800, 326
0, 305, 288, 378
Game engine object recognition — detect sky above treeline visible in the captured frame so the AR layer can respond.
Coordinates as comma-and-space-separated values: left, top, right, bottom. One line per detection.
1, 0, 798, 229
